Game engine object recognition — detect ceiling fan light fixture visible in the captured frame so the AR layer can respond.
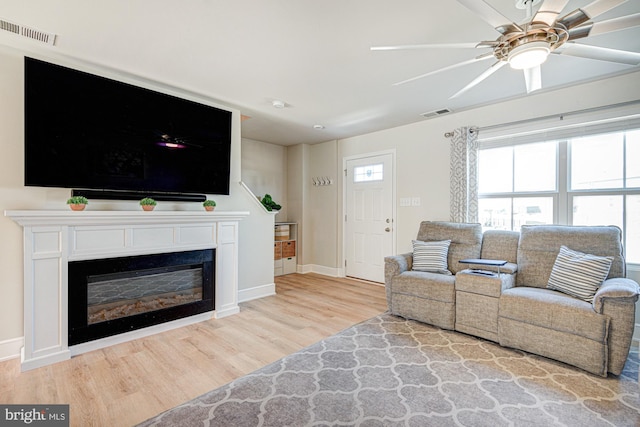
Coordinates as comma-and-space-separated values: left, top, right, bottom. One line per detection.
508, 41, 550, 70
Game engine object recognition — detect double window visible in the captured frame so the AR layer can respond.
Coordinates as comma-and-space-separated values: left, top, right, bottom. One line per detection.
478, 129, 640, 264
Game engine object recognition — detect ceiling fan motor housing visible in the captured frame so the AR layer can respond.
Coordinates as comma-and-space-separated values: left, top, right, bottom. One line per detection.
494, 23, 568, 67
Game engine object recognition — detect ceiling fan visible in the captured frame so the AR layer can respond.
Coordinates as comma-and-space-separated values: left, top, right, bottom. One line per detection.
371, 0, 640, 98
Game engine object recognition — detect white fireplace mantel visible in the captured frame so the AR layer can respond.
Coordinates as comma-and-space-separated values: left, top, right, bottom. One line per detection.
5, 209, 250, 371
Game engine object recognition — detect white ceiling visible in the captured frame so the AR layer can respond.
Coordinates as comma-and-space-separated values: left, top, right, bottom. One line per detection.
1, 0, 639, 145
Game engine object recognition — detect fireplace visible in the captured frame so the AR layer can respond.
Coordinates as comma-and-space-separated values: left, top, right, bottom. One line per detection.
68, 249, 214, 345
6, 210, 246, 371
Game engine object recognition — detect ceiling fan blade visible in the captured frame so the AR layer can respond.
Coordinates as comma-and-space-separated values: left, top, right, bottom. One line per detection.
557, 0, 627, 30
532, 0, 571, 26
553, 43, 640, 65
456, 0, 522, 34
523, 66, 542, 94
392, 54, 494, 86
371, 42, 479, 51
582, 0, 628, 19
450, 61, 507, 99
567, 13, 640, 40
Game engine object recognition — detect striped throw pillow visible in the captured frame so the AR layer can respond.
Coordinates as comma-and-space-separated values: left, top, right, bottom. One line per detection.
412, 240, 452, 275
547, 245, 614, 303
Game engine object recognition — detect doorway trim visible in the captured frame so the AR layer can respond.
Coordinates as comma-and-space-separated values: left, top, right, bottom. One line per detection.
342, 149, 397, 282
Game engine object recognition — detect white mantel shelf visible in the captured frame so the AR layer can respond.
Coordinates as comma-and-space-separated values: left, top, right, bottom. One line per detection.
5, 209, 250, 371
6, 209, 250, 226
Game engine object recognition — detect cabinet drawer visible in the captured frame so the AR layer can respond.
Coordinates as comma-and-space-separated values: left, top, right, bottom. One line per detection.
274, 241, 282, 260
282, 241, 296, 257
283, 257, 296, 275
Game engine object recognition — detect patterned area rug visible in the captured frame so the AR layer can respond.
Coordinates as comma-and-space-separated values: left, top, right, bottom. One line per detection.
138, 313, 640, 426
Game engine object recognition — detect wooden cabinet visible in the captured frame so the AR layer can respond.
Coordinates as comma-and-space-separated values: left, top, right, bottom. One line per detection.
274, 222, 297, 276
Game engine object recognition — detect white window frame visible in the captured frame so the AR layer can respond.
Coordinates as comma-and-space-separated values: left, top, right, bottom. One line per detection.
353, 163, 384, 183
479, 127, 640, 265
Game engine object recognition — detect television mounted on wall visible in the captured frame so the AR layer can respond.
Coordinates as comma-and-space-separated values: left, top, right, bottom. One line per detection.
24, 57, 232, 201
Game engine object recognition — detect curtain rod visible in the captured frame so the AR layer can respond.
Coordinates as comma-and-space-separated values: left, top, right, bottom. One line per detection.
443, 99, 640, 138
443, 126, 478, 139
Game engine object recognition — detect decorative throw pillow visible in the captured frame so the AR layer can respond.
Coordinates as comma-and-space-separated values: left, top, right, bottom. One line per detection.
547, 245, 614, 303
412, 240, 452, 275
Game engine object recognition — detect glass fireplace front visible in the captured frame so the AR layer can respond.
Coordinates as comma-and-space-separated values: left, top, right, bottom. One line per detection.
68, 249, 214, 345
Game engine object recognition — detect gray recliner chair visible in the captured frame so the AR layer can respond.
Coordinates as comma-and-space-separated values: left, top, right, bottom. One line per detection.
384, 221, 483, 329
499, 225, 639, 376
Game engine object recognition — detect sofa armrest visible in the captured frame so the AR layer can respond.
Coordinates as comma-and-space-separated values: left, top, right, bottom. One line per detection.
593, 278, 640, 313
384, 253, 412, 307
384, 253, 412, 281
593, 277, 639, 374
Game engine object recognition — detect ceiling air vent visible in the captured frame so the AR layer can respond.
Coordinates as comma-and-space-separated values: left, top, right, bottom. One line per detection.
0, 18, 56, 45
420, 108, 452, 119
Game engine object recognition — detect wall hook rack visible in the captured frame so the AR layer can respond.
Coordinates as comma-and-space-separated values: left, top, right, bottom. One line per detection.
312, 176, 333, 186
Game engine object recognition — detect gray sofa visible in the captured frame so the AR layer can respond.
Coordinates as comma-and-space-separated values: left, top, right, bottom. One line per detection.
385, 221, 640, 376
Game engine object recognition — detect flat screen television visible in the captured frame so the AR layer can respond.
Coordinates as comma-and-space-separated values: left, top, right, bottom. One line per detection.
24, 57, 232, 200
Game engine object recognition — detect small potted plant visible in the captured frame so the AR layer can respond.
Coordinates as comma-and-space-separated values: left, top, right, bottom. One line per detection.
203, 199, 216, 212
139, 197, 157, 211
260, 194, 282, 212
66, 196, 88, 211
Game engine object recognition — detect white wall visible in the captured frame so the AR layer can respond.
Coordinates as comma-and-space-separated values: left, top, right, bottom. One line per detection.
305, 141, 340, 273
239, 138, 344, 278
338, 124, 452, 259
284, 141, 342, 275
286, 144, 307, 265
292, 71, 640, 274
241, 138, 288, 222
0, 47, 275, 351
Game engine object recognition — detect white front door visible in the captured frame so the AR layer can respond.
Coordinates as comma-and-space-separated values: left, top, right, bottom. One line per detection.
344, 153, 394, 282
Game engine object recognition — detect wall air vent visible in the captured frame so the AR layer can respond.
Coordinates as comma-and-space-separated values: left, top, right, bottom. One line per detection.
0, 18, 56, 45
420, 108, 452, 119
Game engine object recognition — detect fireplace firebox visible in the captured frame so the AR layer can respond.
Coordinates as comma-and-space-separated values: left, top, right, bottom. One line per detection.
68, 249, 214, 345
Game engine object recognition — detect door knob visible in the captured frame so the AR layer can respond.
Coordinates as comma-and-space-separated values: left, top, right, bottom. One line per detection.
385, 227, 391, 232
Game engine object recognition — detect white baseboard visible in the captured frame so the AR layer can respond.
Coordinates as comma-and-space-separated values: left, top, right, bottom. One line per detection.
298, 264, 343, 277
214, 306, 241, 319
238, 283, 276, 303
0, 336, 23, 362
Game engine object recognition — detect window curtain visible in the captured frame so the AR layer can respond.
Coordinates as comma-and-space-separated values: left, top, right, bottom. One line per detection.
449, 126, 479, 223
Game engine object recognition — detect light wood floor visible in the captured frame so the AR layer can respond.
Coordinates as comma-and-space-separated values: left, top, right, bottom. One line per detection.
0, 274, 387, 426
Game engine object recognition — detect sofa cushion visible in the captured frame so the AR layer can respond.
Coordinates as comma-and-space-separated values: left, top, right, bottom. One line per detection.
411, 240, 451, 274
392, 271, 455, 303
516, 225, 624, 288
547, 246, 613, 303
416, 221, 482, 274
499, 287, 609, 343
480, 230, 519, 263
